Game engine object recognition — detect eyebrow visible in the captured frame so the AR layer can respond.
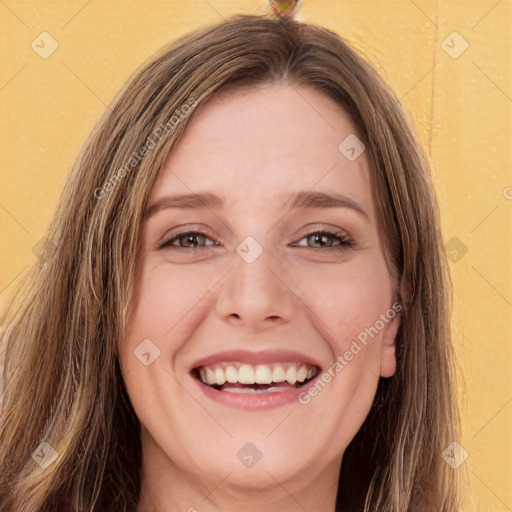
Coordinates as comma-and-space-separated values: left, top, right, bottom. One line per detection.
281, 191, 368, 219
145, 190, 368, 220
145, 192, 224, 218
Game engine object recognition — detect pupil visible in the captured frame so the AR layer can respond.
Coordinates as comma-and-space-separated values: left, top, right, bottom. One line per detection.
312, 234, 330, 247
185, 235, 200, 247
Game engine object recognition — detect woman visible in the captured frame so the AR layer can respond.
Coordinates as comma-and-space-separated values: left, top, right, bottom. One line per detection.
0, 13, 462, 511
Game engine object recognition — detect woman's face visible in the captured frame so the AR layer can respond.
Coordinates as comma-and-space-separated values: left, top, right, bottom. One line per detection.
119, 83, 400, 498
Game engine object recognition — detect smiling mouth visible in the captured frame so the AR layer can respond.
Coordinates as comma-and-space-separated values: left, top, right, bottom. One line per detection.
192, 362, 320, 393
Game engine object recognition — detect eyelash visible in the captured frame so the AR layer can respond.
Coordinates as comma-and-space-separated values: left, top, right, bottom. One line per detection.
158, 229, 353, 252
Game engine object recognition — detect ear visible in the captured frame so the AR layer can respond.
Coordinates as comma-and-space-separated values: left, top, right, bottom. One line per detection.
380, 313, 400, 378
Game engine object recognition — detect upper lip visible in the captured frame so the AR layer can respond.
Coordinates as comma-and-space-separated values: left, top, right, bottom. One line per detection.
190, 349, 323, 370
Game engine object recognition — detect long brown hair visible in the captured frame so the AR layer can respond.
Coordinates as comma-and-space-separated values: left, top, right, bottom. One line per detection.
0, 14, 463, 511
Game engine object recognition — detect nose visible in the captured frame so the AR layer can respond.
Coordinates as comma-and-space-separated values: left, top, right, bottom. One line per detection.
215, 241, 297, 330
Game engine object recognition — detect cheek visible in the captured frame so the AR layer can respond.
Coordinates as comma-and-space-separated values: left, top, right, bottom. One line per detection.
119, 267, 193, 395
123, 262, 215, 352
295, 253, 394, 341
119, 262, 221, 407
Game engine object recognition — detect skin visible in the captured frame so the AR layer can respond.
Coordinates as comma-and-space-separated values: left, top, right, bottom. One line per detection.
119, 82, 400, 512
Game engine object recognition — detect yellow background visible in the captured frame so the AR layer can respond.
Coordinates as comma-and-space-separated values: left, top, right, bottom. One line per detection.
1, 1, 510, 509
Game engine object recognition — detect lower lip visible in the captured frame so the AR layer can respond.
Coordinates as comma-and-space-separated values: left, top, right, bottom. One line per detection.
194, 376, 319, 410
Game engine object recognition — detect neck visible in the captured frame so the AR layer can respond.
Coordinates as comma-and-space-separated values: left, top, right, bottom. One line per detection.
136, 434, 341, 512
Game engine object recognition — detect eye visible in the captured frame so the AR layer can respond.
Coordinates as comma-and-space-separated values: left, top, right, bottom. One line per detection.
159, 230, 218, 250
294, 230, 353, 250
158, 229, 353, 251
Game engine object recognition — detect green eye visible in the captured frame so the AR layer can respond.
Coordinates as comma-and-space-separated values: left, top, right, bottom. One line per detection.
307, 233, 337, 248
159, 230, 353, 251
298, 231, 352, 249
177, 234, 208, 248
161, 231, 215, 249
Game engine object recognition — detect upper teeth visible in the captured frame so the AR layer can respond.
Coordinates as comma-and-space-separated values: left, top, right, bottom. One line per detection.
197, 362, 316, 386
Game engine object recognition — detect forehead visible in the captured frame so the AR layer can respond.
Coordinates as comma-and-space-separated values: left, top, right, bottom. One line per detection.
151, 83, 374, 217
